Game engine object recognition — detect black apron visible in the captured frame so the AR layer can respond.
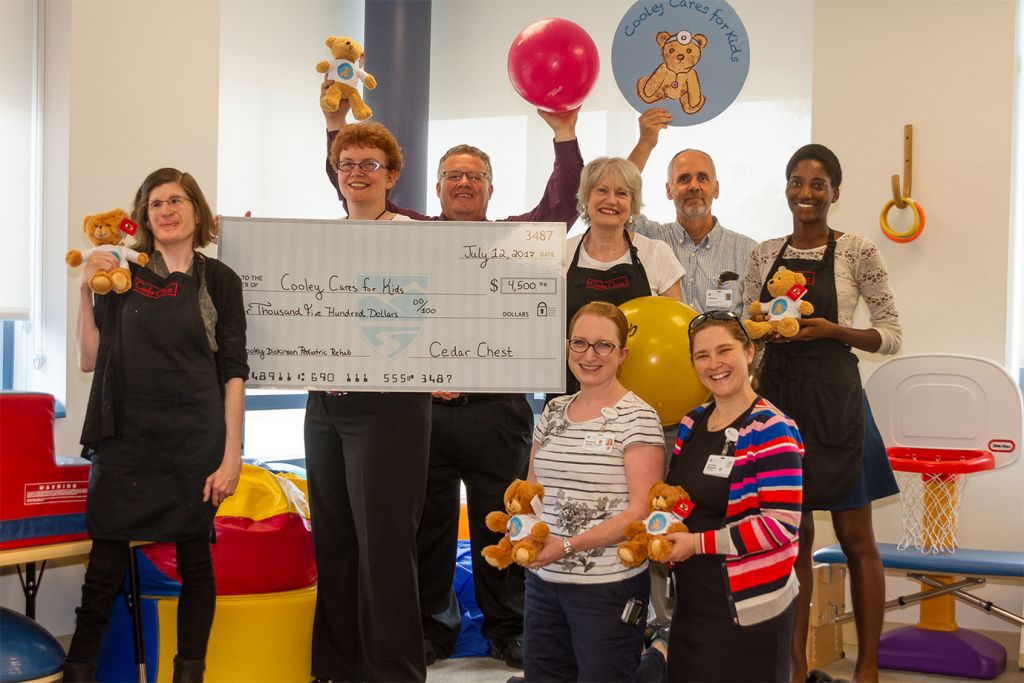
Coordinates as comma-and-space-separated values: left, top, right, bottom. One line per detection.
562, 229, 652, 395
756, 231, 863, 509
86, 260, 224, 540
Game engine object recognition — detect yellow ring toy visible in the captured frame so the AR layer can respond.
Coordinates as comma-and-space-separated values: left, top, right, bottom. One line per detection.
880, 197, 925, 243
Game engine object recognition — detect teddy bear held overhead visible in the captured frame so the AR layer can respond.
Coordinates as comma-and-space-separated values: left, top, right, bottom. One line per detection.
316, 35, 377, 121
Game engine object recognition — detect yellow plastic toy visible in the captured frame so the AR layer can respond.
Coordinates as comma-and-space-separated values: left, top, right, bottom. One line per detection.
153, 586, 316, 682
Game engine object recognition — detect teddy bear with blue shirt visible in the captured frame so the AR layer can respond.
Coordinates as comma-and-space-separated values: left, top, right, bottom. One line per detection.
482, 479, 550, 569
618, 482, 692, 567
743, 266, 814, 339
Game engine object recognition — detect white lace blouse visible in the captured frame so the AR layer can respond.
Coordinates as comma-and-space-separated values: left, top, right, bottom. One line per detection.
742, 233, 902, 355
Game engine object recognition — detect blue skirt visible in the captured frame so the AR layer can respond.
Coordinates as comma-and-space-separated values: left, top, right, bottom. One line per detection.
815, 391, 900, 512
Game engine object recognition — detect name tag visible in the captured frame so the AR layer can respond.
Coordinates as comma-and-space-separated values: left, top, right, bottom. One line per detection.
703, 454, 735, 478
583, 432, 614, 452
705, 288, 734, 310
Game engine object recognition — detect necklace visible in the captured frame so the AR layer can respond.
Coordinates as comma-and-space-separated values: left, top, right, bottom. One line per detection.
345, 208, 389, 221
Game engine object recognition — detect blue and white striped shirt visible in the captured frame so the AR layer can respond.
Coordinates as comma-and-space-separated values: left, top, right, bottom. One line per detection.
633, 216, 756, 316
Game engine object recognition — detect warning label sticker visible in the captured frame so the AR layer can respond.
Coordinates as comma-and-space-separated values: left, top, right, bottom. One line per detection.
24, 481, 88, 505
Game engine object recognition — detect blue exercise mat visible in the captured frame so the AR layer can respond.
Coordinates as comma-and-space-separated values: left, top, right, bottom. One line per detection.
453, 539, 490, 658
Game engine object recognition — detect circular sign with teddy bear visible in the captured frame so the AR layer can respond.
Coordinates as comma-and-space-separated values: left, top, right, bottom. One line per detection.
612, 0, 750, 126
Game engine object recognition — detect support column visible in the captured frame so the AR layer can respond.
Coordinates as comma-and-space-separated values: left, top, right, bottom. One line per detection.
364, 0, 431, 212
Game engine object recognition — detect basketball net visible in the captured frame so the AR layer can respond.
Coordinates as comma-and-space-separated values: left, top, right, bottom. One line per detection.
895, 472, 964, 553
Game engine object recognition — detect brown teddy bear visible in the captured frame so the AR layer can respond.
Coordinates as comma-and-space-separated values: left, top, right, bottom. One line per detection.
316, 35, 376, 120
743, 266, 814, 340
636, 30, 707, 114
618, 482, 692, 567
481, 479, 550, 569
65, 209, 149, 295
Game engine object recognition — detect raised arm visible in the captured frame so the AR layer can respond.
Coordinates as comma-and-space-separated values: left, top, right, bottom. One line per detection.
75, 251, 119, 372
627, 108, 672, 172
322, 78, 349, 198
507, 107, 583, 224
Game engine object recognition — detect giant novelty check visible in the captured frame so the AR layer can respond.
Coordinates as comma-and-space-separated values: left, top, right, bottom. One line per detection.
218, 217, 566, 392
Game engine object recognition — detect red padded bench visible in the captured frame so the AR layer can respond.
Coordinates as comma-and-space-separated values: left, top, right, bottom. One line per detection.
0, 392, 90, 550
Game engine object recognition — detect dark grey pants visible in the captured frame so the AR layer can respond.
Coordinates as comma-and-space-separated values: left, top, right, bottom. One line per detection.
304, 391, 431, 682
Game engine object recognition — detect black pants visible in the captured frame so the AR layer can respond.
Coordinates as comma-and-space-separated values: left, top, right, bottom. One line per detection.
66, 535, 215, 663
304, 391, 432, 682
419, 395, 532, 655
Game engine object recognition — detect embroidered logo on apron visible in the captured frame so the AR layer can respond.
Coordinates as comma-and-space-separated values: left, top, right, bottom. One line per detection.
133, 277, 179, 299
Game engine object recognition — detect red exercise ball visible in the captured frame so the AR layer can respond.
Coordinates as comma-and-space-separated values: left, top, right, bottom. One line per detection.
507, 18, 600, 113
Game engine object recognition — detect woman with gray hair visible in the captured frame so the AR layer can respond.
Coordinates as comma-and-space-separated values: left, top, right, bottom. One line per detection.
562, 156, 684, 393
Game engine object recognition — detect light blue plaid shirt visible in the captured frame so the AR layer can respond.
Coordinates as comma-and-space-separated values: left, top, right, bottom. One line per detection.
632, 215, 756, 316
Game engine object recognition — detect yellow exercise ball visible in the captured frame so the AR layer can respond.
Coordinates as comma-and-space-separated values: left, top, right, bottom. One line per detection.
618, 296, 709, 427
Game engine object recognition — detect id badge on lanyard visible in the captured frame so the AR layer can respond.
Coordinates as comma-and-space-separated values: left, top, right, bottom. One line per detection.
703, 427, 738, 478
705, 288, 734, 310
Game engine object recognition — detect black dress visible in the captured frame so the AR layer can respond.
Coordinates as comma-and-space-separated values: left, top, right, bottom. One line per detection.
665, 406, 794, 683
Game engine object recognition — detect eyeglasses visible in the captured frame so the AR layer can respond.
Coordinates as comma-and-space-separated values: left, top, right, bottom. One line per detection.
147, 196, 192, 211
439, 170, 489, 183
567, 338, 619, 356
687, 310, 751, 344
335, 159, 387, 173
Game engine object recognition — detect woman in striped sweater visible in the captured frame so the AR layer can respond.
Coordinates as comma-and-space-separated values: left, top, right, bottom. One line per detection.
662, 311, 804, 682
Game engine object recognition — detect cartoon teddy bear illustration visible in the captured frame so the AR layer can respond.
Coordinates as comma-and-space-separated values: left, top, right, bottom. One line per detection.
636, 30, 707, 115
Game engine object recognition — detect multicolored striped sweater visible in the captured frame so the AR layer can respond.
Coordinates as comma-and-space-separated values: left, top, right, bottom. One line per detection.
673, 397, 804, 625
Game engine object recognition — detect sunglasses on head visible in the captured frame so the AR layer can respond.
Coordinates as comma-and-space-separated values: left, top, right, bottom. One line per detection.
687, 310, 751, 344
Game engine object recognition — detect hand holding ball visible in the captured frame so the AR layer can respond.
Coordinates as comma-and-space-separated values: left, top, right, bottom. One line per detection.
507, 18, 599, 112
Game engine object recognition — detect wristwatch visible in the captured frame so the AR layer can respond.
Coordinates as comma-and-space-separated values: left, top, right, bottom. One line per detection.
562, 537, 575, 559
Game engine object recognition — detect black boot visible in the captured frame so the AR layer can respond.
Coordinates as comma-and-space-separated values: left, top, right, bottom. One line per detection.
61, 658, 97, 682
172, 656, 206, 682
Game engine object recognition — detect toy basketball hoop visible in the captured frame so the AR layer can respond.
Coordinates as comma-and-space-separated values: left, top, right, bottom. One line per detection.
887, 447, 995, 553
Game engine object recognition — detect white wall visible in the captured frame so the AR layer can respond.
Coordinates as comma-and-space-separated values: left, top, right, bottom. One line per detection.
0, 0, 36, 319
810, 0, 1023, 632
218, 0, 363, 219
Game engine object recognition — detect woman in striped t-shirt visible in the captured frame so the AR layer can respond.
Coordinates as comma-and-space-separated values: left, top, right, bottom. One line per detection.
523, 301, 666, 681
